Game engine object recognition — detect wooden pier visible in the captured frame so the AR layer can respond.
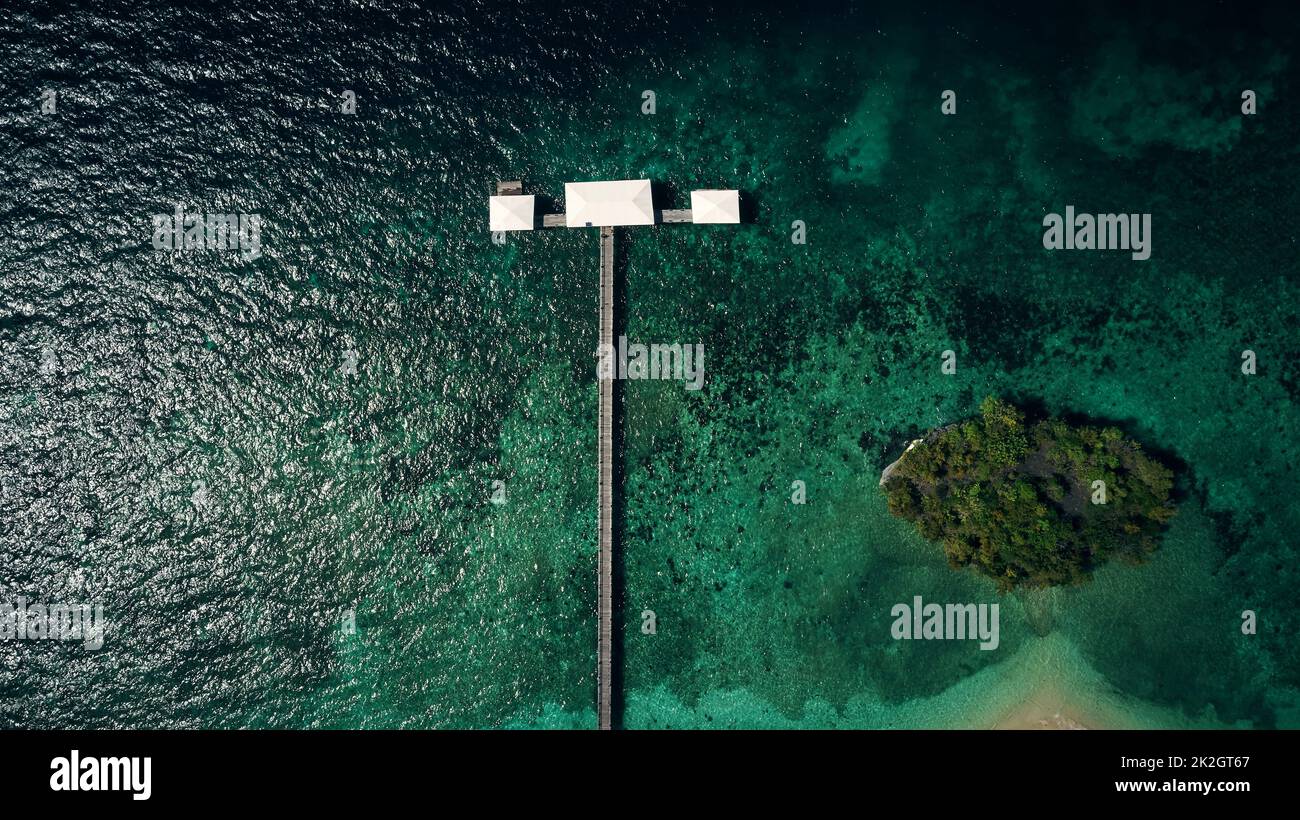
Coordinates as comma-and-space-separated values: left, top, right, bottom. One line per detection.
596, 226, 615, 730
490, 180, 738, 729
531, 208, 692, 229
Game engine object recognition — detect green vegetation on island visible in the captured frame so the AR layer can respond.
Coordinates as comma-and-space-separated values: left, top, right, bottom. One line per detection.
882, 398, 1177, 591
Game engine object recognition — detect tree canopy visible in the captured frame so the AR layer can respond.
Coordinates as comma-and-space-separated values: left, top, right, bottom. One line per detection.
882, 397, 1177, 591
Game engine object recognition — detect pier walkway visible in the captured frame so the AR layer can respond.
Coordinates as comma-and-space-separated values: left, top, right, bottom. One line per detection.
596, 226, 615, 730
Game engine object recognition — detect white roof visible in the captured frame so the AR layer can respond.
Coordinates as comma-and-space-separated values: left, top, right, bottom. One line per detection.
690, 190, 740, 224
489, 195, 535, 231
564, 180, 654, 227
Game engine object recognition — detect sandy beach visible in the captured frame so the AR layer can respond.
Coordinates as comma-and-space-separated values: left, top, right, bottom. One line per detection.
991, 682, 1107, 729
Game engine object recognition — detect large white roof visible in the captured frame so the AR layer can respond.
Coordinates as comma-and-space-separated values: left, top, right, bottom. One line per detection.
690, 189, 740, 224
564, 179, 654, 228
489, 195, 536, 231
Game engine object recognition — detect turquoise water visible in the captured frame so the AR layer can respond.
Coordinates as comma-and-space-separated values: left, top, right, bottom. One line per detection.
1, 1, 1297, 728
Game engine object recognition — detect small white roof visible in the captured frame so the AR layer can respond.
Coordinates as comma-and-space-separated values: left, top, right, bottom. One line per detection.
489, 195, 535, 231
564, 180, 654, 227
690, 190, 740, 224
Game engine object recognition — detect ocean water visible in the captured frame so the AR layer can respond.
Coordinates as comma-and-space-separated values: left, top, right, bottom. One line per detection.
1, 0, 1297, 728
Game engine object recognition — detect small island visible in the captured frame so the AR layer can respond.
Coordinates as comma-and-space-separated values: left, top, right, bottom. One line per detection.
881, 398, 1177, 591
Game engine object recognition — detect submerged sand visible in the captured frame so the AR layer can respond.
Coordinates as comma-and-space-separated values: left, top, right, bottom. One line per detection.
966, 633, 1218, 730
616, 630, 1239, 729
